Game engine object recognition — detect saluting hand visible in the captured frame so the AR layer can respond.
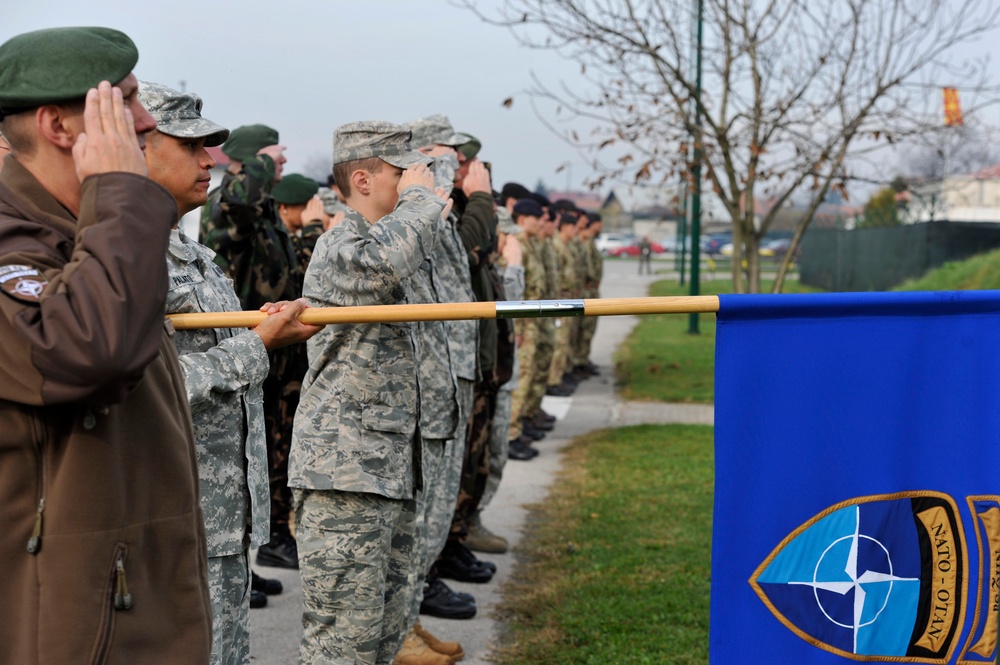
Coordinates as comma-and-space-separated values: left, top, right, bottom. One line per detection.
503, 234, 523, 266
397, 163, 435, 194
461, 160, 491, 196
303, 196, 329, 227
72, 81, 147, 182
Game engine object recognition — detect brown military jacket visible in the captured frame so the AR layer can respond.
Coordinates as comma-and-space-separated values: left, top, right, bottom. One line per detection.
0, 158, 211, 664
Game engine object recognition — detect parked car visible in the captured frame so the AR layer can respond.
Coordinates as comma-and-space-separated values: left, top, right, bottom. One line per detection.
701, 232, 732, 255
595, 232, 640, 255
659, 236, 681, 253
761, 238, 795, 258
608, 241, 665, 257
719, 238, 796, 258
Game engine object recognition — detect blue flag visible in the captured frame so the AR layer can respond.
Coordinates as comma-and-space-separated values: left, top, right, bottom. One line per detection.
711, 291, 1000, 664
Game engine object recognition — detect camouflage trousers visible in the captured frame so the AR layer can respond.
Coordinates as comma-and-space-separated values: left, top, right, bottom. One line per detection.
407, 436, 461, 624
570, 316, 586, 368
572, 290, 599, 367
407, 378, 471, 621
547, 316, 574, 386
527, 317, 555, 417
450, 380, 498, 537
207, 549, 251, 665
509, 319, 539, 440
294, 489, 419, 665
264, 344, 305, 540
578, 314, 598, 367
482, 386, 513, 509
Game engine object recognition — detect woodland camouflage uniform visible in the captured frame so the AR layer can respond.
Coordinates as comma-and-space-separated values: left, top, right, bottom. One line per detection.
201, 154, 306, 544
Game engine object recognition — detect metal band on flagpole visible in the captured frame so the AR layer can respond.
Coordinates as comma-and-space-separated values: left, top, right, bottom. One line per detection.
166, 296, 722, 330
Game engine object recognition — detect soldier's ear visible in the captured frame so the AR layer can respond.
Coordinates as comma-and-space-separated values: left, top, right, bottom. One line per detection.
351, 169, 371, 196
36, 105, 79, 150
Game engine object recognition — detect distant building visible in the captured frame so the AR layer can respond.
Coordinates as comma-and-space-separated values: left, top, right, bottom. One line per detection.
601, 184, 728, 239
904, 165, 1000, 223
544, 190, 604, 213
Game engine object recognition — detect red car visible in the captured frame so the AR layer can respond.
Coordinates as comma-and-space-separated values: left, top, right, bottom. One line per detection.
608, 241, 665, 257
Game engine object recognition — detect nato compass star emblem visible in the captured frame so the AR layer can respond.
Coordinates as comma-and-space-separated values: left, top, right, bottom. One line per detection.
750, 493, 967, 662
0, 264, 49, 303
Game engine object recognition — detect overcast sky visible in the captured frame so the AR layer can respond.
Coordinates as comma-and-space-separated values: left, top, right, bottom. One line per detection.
6, 2, 1000, 201
5, 0, 595, 193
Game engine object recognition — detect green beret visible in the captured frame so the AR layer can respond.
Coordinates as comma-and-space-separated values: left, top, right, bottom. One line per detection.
0, 27, 138, 117
272, 173, 319, 205
222, 124, 279, 162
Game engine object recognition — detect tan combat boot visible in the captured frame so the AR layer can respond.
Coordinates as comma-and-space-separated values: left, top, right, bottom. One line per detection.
414, 621, 464, 661
393, 627, 454, 665
465, 516, 509, 554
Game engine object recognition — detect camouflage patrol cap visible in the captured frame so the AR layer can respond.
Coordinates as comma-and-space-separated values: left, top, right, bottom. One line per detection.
333, 120, 431, 168
272, 173, 319, 205
457, 134, 481, 160
222, 124, 279, 162
0, 27, 138, 118
405, 113, 474, 150
137, 81, 229, 147
496, 207, 522, 235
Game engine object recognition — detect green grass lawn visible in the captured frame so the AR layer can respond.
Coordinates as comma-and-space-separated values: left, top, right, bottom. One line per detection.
615, 278, 817, 404
895, 246, 1000, 291
494, 424, 713, 664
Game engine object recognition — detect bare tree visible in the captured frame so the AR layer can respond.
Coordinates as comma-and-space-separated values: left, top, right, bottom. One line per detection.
900, 119, 1000, 181
458, 0, 1000, 292
301, 152, 333, 184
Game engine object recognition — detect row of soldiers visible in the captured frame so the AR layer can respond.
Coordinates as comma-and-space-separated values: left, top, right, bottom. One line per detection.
0, 25, 604, 665
497, 187, 605, 461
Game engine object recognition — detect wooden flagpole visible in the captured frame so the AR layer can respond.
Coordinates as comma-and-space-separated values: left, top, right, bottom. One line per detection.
166, 296, 722, 330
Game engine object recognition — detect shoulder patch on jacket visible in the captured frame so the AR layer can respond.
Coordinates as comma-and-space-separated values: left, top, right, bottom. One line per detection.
0, 265, 49, 304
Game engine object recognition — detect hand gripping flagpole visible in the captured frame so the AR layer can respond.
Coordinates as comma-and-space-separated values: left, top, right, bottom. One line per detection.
165, 296, 722, 330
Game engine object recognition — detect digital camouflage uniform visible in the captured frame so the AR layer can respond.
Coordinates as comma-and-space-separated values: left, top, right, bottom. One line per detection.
509, 234, 545, 441
290, 175, 443, 665
548, 232, 581, 386
200, 154, 305, 542
526, 236, 558, 417
166, 230, 271, 665
318, 186, 350, 217
482, 258, 524, 509
406, 201, 466, 626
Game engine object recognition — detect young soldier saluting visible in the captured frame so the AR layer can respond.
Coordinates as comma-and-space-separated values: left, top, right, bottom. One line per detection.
290, 122, 447, 665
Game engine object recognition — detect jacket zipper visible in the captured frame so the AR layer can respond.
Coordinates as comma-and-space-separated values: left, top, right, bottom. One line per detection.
26, 412, 46, 554
91, 544, 130, 665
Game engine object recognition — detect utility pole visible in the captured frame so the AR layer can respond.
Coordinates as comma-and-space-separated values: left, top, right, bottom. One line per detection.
678, 178, 688, 286
687, 0, 704, 334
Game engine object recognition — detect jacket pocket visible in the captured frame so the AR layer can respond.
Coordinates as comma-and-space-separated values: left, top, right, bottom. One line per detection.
360, 402, 415, 434
89, 543, 129, 665
26, 410, 46, 554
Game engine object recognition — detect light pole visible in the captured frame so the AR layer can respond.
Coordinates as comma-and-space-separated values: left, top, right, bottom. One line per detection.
687, 0, 704, 335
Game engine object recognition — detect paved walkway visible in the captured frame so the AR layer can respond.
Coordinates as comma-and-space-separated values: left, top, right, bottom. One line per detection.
250, 258, 714, 663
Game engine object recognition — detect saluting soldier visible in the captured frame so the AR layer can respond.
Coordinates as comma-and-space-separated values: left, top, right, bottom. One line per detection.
547, 210, 582, 395
0, 27, 212, 664
507, 199, 547, 459
200, 123, 305, 570
272, 172, 334, 269
290, 121, 447, 665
